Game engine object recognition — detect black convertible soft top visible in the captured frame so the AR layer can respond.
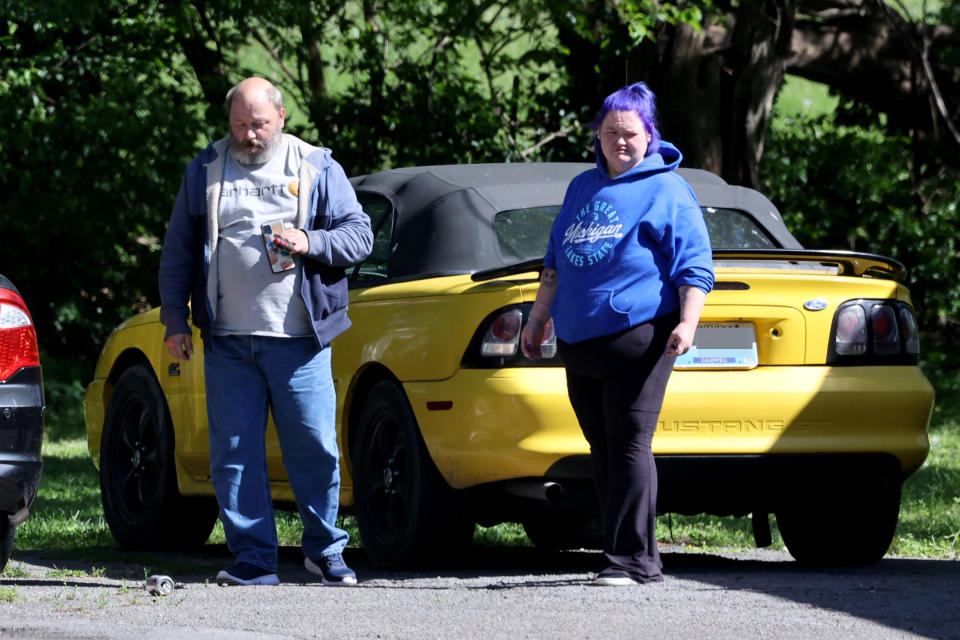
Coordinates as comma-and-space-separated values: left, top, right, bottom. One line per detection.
350, 163, 801, 279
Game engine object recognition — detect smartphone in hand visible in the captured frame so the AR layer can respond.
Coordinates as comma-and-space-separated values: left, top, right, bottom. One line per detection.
261, 220, 296, 273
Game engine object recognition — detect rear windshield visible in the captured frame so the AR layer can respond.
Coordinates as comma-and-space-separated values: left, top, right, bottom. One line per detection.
493, 205, 778, 261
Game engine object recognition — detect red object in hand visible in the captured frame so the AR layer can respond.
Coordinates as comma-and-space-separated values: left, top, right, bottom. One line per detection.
273, 235, 294, 255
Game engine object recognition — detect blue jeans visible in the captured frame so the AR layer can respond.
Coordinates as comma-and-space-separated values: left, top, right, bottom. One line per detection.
204, 334, 348, 572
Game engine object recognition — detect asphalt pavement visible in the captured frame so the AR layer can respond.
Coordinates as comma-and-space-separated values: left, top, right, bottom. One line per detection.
1, 544, 959, 639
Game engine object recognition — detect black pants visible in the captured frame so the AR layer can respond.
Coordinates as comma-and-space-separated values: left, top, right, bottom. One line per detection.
558, 312, 678, 582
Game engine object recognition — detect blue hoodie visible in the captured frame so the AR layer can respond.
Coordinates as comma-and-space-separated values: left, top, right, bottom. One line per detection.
543, 141, 714, 343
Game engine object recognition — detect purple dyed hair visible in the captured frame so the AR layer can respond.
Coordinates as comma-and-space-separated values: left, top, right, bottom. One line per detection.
593, 82, 661, 156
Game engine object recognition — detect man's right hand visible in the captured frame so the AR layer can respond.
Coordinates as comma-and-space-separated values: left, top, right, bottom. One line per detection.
165, 333, 194, 361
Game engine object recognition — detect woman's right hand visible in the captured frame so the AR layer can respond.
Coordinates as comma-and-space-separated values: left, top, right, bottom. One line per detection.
522, 267, 558, 361
520, 317, 546, 361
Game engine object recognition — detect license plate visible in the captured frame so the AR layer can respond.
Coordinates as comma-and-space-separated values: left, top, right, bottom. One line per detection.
673, 322, 758, 369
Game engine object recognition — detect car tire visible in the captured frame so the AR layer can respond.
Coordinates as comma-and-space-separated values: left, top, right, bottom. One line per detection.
100, 364, 218, 550
352, 380, 475, 569
0, 519, 16, 572
775, 480, 902, 565
522, 511, 603, 551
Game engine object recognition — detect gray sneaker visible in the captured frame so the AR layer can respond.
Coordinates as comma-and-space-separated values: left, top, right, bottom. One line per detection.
305, 553, 357, 586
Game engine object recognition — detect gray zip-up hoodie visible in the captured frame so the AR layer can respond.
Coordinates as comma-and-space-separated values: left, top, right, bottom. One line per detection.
159, 134, 373, 347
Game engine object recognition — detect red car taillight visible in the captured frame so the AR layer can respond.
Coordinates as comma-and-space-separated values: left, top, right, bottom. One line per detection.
870, 304, 900, 355
830, 299, 919, 364
834, 304, 867, 356
480, 309, 559, 360
463, 304, 563, 368
527, 317, 557, 360
482, 309, 523, 356
0, 289, 40, 381
898, 306, 920, 355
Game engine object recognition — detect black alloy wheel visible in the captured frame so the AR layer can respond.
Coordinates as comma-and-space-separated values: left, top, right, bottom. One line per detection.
352, 380, 474, 569
99, 364, 218, 550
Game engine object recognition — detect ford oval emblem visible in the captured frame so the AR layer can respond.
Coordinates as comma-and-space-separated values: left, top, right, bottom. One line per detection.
804, 299, 829, 311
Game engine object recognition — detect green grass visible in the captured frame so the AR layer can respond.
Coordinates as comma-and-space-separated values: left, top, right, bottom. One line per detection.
0, 587, 19, 603
14, 435, 353, 556
889, 362, 960, 558
10, 356, 960, 565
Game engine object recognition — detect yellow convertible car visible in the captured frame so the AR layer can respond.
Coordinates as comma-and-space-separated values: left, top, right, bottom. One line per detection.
84, 163, 934, 567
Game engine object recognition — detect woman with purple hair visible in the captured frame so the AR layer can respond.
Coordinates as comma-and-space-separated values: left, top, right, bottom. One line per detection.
521, 82, 714, 586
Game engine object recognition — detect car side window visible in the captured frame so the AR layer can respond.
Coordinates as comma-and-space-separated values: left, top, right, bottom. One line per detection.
703, 207, 777, 249
351, 193, 395, 286
493, 205, 562, 262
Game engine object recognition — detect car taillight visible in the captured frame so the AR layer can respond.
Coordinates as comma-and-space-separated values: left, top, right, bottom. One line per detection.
871, 304, 900, 355
899, 306, 920, 355
835, 304, 867, 355
482, 309, 523, 356
830, 299, 919, 364
539, 318, 557, 359
463, 304, 563, 368
0, 291, 41, 381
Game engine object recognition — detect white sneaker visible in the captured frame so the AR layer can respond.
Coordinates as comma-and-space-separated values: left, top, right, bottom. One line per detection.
595, 573, 638, 586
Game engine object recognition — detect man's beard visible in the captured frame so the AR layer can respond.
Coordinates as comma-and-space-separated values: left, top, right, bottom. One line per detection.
231, 131, 282, 166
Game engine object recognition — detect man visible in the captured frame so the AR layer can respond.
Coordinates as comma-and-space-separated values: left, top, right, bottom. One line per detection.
159, 77, 373, 586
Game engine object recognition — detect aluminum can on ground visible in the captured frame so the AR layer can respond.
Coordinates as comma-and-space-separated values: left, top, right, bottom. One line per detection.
145, 574, 174, 596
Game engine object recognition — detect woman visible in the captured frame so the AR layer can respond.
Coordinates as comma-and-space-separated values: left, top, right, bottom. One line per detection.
520, 82, 714, 586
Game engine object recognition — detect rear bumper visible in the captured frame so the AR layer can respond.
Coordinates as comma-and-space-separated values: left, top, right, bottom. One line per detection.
546, 451, 903, 517
405, 365, 934, 489
0, 366, 44, 521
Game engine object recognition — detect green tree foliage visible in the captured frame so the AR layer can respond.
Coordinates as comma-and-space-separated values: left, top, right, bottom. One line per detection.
2, 0, 959, 375
1, 0, 600, 370
234, 0, 590, 172
763, 104, 960, 340
0, 1, 214, 365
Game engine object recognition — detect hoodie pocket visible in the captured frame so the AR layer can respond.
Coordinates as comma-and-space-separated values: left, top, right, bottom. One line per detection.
304, 263, 348, 320
552, 288, 632, 340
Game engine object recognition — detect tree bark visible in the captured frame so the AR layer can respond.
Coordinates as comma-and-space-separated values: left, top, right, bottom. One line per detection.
788, 0, 960, 142
555, 0, 959, 187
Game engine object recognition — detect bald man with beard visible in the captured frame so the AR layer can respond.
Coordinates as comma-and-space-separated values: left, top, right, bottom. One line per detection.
159, 77, 373, 586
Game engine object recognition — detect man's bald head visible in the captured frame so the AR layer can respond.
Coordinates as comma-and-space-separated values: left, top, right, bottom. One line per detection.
225, 77, 286, 165
225, 77, 284, 115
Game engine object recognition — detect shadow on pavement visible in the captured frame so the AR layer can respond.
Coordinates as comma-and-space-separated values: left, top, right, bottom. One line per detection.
8, 543, 960, 638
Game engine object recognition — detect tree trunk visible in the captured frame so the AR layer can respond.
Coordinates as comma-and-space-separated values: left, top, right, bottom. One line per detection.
555, 0, 959, 187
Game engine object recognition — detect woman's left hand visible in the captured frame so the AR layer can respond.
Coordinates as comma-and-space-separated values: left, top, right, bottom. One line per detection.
667, 286, 707, 357
665, 320, 697, 357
